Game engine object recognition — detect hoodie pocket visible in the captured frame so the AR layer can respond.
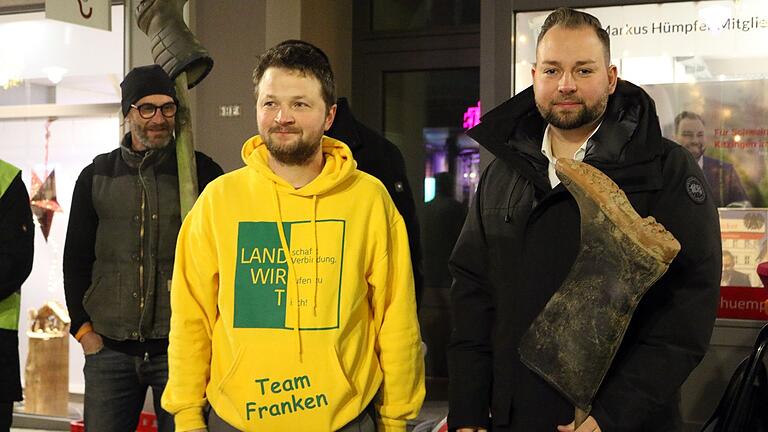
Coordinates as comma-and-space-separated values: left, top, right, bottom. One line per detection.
217, 343, 356, 431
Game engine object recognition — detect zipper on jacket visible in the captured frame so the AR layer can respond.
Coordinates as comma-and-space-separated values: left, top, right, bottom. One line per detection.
139, 190, 145, 311
137, 154, 149, 341
505, 176, 523, 223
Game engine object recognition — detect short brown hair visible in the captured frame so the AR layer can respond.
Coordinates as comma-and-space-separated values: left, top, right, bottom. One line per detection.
537, 8, 611, 65
674, 111, 705, 133
252, 40, 335, 112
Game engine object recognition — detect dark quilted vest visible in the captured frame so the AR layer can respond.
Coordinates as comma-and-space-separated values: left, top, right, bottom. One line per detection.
85, 139, 181, 341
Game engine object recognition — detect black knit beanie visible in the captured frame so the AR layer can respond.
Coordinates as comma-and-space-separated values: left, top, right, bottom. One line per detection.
120, 64, 177, 117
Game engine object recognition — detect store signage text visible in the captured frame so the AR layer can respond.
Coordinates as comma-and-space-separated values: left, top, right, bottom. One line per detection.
718, 286, 768, 321
463, 101, 481, 130
605, 16, 768, 38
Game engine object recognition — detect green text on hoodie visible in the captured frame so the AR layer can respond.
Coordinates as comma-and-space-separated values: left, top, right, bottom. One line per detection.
161, 136, 425, 432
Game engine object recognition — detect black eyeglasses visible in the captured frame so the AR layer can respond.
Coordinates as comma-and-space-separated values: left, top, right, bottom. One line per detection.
131, 102, 177, 119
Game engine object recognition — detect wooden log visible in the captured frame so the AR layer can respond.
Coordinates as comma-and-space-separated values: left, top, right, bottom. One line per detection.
24, 333, 69, 416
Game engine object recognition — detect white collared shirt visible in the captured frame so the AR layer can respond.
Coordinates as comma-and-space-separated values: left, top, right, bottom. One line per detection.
541, 123, 602, 188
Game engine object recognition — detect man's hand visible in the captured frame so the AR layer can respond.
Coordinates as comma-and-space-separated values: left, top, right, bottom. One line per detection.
457, 428, 488, 432
557, 415, 601, 432
79, 331, 103, 355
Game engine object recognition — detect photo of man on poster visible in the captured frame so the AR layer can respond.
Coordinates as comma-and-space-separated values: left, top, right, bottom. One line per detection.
674, 111, 751, 208
721, 250, 752, 287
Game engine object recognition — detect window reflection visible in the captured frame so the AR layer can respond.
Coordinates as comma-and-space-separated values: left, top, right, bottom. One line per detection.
383, 67, 478, 378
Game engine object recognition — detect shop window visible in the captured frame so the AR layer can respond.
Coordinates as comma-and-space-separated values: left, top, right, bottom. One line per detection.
383, 68, 480, 206
0, 8, 123, 106
0, 5, 124, 417
383, 67, 479, 380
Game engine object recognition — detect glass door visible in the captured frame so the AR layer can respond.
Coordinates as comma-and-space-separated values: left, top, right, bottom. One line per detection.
383, 67, 479, 383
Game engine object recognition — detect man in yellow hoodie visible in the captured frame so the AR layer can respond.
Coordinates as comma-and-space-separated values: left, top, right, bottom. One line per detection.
162, 40, 425, 432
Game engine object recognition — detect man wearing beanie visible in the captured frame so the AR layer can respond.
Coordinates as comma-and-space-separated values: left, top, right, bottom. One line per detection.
64, 64, 223, 431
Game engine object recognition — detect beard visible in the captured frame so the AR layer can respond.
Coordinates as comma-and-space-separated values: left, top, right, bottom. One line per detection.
682, 143, 704, 160
536, 92, 609, 130
264, 126, 322, 166
131, 120, 173, 150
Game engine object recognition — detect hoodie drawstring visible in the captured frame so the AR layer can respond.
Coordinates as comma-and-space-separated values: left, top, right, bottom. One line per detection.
270, 183, 303, 361
269, 184, 322, 361
312, 195, 319, 316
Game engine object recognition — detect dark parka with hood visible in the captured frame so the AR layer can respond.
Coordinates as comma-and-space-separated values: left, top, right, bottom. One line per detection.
447, 80, 721, 431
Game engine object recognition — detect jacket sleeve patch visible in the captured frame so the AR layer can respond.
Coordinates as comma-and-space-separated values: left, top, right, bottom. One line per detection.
685, 176, 707, 204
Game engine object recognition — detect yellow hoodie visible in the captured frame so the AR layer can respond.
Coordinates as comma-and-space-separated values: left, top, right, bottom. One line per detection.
162, 136, 425, 432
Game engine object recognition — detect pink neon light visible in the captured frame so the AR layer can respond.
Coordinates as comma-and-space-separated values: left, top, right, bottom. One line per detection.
463, 101, 481, 130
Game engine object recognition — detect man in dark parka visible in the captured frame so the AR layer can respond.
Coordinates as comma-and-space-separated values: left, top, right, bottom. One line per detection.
447, 8, 720, 432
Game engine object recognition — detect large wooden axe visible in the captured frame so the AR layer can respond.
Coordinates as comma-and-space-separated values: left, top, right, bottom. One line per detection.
136, 0, 214, 218
519, 158, 681, 427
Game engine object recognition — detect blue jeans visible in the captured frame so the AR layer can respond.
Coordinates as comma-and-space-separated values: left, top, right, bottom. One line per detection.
83, 345, 174, 432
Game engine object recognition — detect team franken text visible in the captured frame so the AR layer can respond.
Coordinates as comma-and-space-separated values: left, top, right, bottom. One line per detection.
246, 375, 329, 420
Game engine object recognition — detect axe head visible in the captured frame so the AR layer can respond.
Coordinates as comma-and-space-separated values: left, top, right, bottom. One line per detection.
136, 0, 213, 89
518, 159, 680, 412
